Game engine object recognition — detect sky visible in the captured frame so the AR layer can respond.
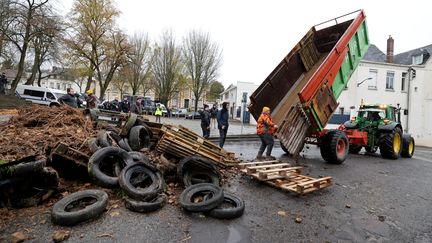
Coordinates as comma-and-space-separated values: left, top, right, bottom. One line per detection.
57, 0, 432, 87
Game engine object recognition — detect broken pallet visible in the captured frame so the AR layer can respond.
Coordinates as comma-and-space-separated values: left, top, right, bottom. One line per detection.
239, 160, 332, 195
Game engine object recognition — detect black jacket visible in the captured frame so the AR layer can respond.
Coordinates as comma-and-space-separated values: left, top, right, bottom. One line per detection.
217, 108, 229, 129
58, 93, 78, 108
199, 110, 211, 127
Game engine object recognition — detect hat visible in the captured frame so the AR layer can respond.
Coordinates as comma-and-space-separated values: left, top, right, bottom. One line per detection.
262, 107, 270, 113
86, 89, 93, 95
204, 104, 209, 108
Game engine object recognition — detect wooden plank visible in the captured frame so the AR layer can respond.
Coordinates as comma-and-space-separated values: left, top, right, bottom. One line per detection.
258, 167, 303, 180
246, 163, 290, 174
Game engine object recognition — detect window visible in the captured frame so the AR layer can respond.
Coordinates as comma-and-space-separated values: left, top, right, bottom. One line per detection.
368, 69, 378, 89
23, 89, 44, 98
46, 92, 55, 100
412, 54, 423, 65
56, 83, 61, 90
401, 72, 408, 92
49, 82, 54, 88
386, 71, 394, 90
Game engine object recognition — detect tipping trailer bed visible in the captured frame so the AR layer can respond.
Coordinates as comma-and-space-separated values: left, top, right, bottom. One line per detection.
249, 10, 369, 156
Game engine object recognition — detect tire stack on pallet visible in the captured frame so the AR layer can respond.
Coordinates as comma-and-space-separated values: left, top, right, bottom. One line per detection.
156, 125, 237, 167
239, 160, 332, 195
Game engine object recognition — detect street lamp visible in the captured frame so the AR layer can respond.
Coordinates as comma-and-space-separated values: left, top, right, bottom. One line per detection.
357, 77, 372, 87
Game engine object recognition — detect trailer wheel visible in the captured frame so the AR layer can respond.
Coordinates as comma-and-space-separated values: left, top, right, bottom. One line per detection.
401, 134, 415, 158
379, 127, 402, 159
349, 145, 362, 154
320, 130, 348, 164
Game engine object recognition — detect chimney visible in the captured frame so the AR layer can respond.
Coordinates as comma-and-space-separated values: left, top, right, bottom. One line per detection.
386, 35, 394, 63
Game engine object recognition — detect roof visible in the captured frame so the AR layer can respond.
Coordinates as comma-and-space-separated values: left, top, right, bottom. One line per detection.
362, 43, 432, 65
220, 84, 236, 95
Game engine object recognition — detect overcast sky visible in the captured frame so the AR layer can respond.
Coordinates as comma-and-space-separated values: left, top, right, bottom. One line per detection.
57, 0, 432, 87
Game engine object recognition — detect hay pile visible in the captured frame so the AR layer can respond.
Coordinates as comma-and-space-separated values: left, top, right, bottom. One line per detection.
0, 105, 95, 162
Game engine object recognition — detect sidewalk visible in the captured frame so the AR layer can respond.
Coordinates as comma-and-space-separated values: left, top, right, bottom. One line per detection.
142, 115, 256, 137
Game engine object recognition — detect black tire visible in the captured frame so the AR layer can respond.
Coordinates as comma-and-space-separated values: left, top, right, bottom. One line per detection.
206, 193, 245, 219
0, 160, 45, 179
119, 163, 165, 201
401, 134, 415, 158
128, 151, 150, 163
379, 127, 402, 159
177, 156, 219, 182
51, 189, 108, 226
88, 138, 100, 153
349, 145, 362, 154
118, 138, 133, 152
183, 170, 220, 187
365, 146, 377, 154
114, 152, 152, 176
179, 183, 224, 212
124, 194, 166, 213
88, 147, 134, 188
128, 125, 151, 151
120, 113, 137, 136
319, 130, 348, 164
97, 131, 113, 147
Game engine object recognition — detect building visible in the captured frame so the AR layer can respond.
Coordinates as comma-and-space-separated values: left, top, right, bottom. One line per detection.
220, 81, 259, 125
338, 36, 432, 146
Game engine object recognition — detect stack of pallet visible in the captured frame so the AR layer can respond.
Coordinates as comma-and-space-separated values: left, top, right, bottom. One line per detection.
239, 160, 332, 195
156, 125, 237, 167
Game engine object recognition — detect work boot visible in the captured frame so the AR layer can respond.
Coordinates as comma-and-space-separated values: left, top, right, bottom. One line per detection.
265, 155, 276, 161
256, 153, 264, 161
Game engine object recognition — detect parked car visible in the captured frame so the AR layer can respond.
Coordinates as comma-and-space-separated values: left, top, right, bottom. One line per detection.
16, 84, 66, 107
172, 108, 188, 117
185, 111, 201, 119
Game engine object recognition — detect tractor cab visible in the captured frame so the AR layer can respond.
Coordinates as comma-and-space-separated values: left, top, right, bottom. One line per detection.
353, 104, 398, 130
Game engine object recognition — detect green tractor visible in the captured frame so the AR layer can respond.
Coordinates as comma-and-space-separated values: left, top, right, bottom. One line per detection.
343, 104, 415, 159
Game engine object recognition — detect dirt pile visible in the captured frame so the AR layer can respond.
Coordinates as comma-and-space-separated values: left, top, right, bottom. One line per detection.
0, 105, 95, 162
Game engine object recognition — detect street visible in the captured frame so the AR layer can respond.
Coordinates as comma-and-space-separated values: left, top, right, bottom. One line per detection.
1, 140, 432, 242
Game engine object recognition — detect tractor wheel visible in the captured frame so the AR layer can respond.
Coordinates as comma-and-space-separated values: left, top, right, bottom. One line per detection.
379, 127, 402, 159
319, 130, 348, 164
349, 145, 362, 154
365, 146, 377, 154
401, 134, 415, 158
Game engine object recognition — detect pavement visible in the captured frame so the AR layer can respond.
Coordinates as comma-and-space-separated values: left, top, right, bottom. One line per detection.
1, 142, 432, 242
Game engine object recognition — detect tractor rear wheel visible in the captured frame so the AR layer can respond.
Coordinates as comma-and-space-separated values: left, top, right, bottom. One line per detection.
349, 145, 362, 154
379, 127, 402, 159
401, 134, 415, 158
320, 130, 348, 164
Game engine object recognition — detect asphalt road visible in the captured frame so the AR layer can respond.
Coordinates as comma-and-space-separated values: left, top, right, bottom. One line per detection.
1, 142, 432, 243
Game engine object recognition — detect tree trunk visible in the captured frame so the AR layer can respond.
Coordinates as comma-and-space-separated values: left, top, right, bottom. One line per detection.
25, 47, 40, 85
194, 97, 199, 112
37, 68, 43, 87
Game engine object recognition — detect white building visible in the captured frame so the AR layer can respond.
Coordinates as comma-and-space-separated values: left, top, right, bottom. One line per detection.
338, 37, 432, 146
220, 81, 259, 125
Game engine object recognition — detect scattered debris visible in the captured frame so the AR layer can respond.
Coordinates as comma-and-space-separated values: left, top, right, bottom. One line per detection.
97, 233, 114, 238
295, 217, 302, 223
277, 211, 287, 217
52, 230, 71, 242
378, 215, 386, 222
11, 231, 27, 243
346, 204, 351, 208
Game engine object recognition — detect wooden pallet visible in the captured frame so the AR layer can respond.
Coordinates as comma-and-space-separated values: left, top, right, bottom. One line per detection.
239, 160, 332, 195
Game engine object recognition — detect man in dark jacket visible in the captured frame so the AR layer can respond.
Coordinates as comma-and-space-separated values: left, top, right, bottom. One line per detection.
199, 104, 211, 138
120, 97, 130, 113
58, 88, 79, 108
130, 97, 143, 115
217, 102, 229, 147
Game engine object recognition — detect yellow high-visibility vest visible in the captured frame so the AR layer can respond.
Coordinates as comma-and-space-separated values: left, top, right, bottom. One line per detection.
155, 107, 162, 116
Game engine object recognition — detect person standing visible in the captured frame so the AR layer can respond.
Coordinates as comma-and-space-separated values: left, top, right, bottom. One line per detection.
58, 88, 79, 108
120, 97, 130, 113
199, 104, 211, 138
154, 104, 163, 123
210, 102, 218, 129
217, 102, 229, 148
0, 73, 7, 95
111, 97, 120, 111
130, 97, 143, 115
256, 106, 278, 160
85, 89, 98, 109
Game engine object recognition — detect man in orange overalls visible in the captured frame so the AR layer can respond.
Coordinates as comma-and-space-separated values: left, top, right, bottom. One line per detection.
256, 106, 278, 160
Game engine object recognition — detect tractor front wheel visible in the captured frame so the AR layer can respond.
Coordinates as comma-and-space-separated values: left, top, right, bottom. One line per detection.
379, 127, 402, 159
401, 134, 415, 158
320, 130, 348, 164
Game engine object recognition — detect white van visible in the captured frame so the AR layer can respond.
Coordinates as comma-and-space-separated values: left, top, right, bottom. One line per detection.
16, 84, 66, 107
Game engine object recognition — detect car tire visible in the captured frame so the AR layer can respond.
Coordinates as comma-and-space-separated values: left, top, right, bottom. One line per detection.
183, 170, 220, 187
88, 147, 134, 188
118, 138, 133, 152
124, 194, 166, 213
97, 131, 113, 148
128, 125, 151, 151
51, 189, 108, 226
206, 193, 245, 219
120, 113, 137, 136
179, 183, 224, 212
177, 156, 219, 182
119, 163, 165, 201
88, 138, 100, 153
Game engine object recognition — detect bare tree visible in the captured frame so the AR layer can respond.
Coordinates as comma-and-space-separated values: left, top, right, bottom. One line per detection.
5, 0, 52, 93
183, 30, 222, 111
112, 69, 128, 99
152, 30, 183, 106
126, 32, 152, 95
0, 0, 13, 59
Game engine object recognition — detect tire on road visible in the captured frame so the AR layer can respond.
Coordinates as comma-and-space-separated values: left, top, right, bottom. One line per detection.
379, 127, 402, 159
183, 170, 220, 187
124, 194, 166, 213
51, 189, 108, 226
401, 134, 415, 158
128, 125, 151, 151
319, 130, 348, 164
179, 183, 224, 212
206, 192, 245, 219
88, 147, 133, 188
177, 156, 219, 182
119, 163, 165, 201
